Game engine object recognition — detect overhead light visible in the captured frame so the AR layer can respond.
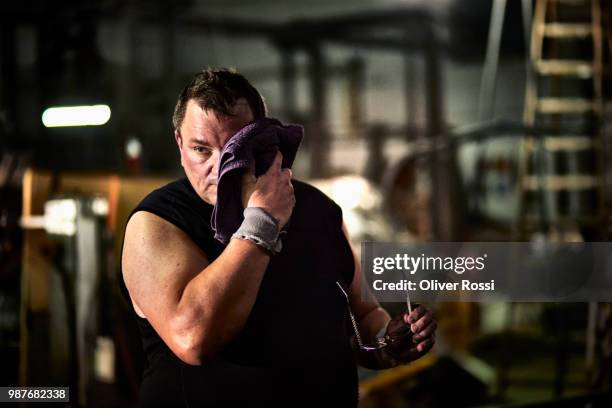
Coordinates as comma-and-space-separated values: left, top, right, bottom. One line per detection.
42, 105, 111, 128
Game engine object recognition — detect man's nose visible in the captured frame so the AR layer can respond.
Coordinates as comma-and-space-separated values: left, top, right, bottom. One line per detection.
209, 164, 218, 180
207, 152, 220, 179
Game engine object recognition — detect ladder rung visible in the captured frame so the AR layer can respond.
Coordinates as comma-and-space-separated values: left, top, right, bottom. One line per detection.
535, 60, 594, 77
524, 136, 597, 151
542, 23, 592, 38
523, 175, 599, 191
537, 98, 594, 113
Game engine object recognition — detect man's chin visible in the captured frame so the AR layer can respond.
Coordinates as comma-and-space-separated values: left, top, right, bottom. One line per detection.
202, 188, 217, 205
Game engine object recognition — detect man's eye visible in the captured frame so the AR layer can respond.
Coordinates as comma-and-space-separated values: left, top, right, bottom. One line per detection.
193, 146, 211, 154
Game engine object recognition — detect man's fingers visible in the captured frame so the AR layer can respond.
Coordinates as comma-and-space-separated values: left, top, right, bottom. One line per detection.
417, 337, 435, 353
401, 337, 434, 361
389, 306, 436, 362
273, 150, 283, 170
241, 167, 257, 207
262, 151, 283, 177
404, 305, 427, 324
413, 321, 437, 342
281, 168, 293, 186
411, 314, 433, 334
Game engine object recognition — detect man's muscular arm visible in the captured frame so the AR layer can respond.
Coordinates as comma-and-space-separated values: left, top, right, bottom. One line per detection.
122, 152, 293, 365
344, 224, 391, 344
344, 224, 436, 368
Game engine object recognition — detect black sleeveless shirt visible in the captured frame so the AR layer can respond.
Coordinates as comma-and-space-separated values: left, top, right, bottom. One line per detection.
120, 177, 358, 407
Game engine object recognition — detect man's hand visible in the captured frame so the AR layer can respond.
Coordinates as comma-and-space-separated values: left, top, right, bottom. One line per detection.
384, 304, 436, 363
241, 151, 295, 228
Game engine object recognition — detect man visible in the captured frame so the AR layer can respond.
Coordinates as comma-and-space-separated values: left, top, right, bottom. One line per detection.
121, 68, 436, 406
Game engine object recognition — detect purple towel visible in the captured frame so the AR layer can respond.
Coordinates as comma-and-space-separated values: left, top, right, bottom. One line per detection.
211, 117, 303, 244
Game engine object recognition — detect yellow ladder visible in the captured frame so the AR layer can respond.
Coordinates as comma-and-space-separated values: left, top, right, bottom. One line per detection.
518, 0, 607, 239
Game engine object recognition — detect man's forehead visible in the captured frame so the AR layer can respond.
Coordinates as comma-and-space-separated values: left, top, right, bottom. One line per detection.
188, 135, 212, 145
181, 102, 220, 138
186, 98, 251, 115
180, 98, 253, 143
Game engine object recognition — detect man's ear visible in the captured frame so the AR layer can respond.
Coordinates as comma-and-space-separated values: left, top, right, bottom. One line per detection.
175, 130, 185, 168
174, 130, 183, 149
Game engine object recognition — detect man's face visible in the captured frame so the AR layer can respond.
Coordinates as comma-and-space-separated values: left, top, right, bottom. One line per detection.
175, 98, 254, 205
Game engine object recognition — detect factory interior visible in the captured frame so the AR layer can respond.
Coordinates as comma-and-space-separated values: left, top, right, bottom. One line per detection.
1, 0, 612, 406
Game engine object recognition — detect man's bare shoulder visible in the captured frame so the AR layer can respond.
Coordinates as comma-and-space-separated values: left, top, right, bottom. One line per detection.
122, 211, 209, 309
126, 210, 179, 241
124, 210, 207, 264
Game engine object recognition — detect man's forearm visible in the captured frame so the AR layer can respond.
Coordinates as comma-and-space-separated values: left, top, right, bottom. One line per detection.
359, 306, 391, 342
353, 307, 398, 369
175, 239, 271, 362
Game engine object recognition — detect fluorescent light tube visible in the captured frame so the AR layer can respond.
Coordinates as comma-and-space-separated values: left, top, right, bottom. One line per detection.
42, 105, 111, 127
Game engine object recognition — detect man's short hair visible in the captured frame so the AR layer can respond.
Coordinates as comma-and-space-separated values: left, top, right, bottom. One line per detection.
172, 68, 267, 131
